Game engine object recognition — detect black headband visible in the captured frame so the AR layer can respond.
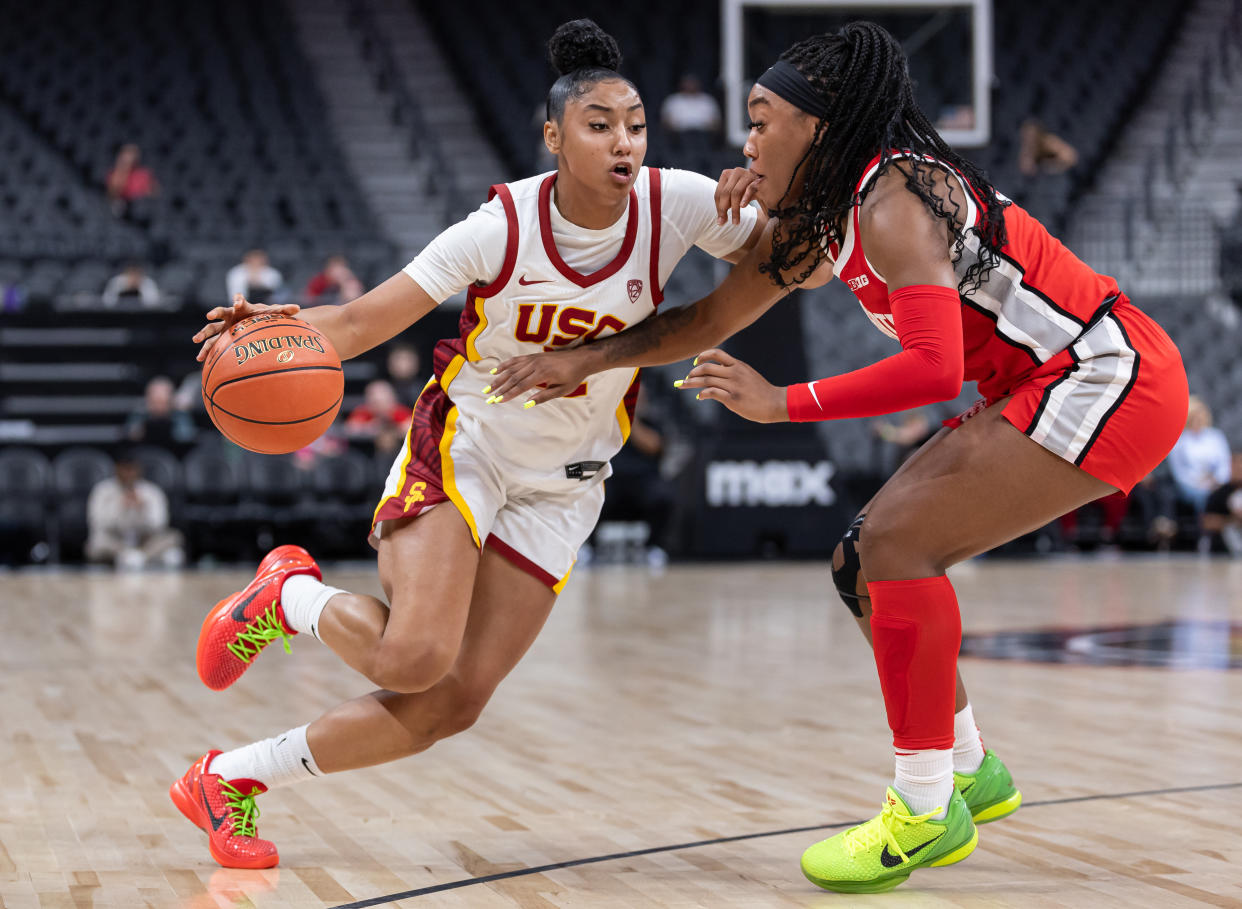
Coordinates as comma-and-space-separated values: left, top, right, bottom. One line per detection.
756, 60, 829, 119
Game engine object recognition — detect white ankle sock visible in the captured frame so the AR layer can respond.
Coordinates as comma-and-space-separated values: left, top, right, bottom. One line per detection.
953, 703, 986, 774
893, 748, 954, 819
208, 724, 323, 789
281, 574, 344, 641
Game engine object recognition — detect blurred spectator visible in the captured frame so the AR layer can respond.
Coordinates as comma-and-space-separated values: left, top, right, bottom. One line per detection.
1018, 119, 1078, 176
1060, 491, 1129, 549
102, 262, 161, 307
872, 410, 934, 475
1202, 451, 1242, 554
85, 453, 184, 569
596, 388, 674, 561
1168, 396, 1231, 514
106, 142, 158, 217
304, 254, 364, 304
173, 371, 206, 417
936, 104, 975, 131
661, 75, 721, 173
226, 249, 283, 305
1128, 470, 1179, 550
127, 376, 197, 448
385, 344, 425, 407
1220, 184, 1242, 314
346, 380, 412, 457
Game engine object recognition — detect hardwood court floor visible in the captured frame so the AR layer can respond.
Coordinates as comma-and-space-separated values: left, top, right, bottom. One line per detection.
1, 557, 1240, 908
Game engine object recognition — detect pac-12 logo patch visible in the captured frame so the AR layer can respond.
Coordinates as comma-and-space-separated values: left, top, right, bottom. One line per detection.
627, 279, 643, 302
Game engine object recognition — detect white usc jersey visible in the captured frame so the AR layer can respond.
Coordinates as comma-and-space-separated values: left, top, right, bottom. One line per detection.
409, 167, 755, 489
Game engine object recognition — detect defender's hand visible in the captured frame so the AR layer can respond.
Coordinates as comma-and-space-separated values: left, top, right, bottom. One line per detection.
715, 167, 762, 225
193, 295, 301, 362
677, 348, 789, 423
487, 347, 592, 406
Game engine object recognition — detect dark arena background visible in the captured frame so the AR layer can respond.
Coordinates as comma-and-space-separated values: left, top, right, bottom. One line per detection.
1, 1, 1241, 906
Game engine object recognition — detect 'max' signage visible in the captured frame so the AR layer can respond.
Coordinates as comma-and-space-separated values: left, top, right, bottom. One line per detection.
706, 460, 836, 508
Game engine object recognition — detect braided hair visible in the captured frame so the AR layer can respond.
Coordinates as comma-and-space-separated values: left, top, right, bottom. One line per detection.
762, 21, 1007, 294
546, 19, 635, 123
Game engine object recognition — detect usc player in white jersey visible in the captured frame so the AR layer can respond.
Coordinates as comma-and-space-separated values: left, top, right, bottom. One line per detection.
169, 19, 763, 868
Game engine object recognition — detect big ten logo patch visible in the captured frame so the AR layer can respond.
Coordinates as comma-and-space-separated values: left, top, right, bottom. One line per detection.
847, 274, 870, 292
403, 481, 427, 511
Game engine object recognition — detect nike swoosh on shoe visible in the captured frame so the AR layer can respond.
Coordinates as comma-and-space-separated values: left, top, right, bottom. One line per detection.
880, 831, 944, 868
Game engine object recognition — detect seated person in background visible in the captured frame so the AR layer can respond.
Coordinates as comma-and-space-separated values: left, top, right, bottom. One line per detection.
595, 387, 675, 559
1018, 119, 1078, 176
127, 376, 197, 448
102, 262, 161, 307
385, 343, 425, 407
1202, 451, 1242, 554
660, 74, 721, 172
305, 254, 364, 304
1168, 395, 1231, 513
1127, 468, 1179, 550
226, 249, 283, 305
106, 142, 157, 217
86, 453, 184, 569
872, 409, 934, 474
345, 380, 412, 458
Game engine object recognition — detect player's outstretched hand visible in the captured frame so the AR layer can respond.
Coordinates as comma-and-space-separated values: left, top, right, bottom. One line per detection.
488, 347, 591, 406
676, 348, 789, 423
193, 294, 301, 362
715, 167, 762, 225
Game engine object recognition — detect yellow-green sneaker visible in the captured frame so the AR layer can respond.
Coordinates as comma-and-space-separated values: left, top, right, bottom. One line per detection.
955, 750, 1022, 824
800, 787, 978, 893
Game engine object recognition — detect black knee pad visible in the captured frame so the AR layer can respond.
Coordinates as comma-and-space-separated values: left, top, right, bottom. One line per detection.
832, 514, 866, 617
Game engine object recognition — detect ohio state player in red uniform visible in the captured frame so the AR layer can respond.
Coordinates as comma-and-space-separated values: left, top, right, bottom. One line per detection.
489, 22, 1187, 893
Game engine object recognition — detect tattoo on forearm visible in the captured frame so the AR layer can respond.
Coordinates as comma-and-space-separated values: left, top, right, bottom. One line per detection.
597, 304, 698, 364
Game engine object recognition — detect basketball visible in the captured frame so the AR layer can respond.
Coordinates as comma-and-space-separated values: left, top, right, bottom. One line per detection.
201, 313, 343, 454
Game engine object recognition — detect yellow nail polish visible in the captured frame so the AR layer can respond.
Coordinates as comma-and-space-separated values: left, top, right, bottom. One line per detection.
486, 396, 498, 404
673, 379, 684, 388
696, 392, 704, 400
489, 367, 498, 375
693, 356, 699, 366
482, 385, 492, 394
523, 400, 536, 410
493, 395, 504, 403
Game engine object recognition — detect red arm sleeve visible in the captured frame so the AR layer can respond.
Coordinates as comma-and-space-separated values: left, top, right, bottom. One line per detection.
785, 284, 964, 422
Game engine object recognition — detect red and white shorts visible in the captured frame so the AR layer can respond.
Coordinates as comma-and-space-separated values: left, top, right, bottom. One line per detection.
947, 298, 1187, 494
369, 379, 603, 591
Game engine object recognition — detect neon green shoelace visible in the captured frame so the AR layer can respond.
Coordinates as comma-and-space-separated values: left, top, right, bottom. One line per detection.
843, 801, 942, 862
219, 779, 262, 838
226, 601, 293, 664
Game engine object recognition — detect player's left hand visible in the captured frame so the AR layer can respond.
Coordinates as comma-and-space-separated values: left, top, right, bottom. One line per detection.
676, 348, 789, 423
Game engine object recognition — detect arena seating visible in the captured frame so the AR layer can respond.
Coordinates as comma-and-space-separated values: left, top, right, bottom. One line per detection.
414, 0, 1186, 231
0, 0, 390, 301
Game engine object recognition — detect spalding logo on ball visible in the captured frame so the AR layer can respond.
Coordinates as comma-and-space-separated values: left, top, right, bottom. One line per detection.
201, 313, 343, 454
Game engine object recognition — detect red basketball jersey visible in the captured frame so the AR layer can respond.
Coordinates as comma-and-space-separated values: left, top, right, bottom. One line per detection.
827, 151, 1121, 400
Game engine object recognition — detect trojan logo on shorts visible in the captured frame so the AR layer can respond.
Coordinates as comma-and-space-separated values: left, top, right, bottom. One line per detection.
234, 334, 327, 366
627, 279, 643, 303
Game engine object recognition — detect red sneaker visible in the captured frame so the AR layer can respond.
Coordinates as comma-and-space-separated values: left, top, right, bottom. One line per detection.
169, 751, 279, 869
196, 545, 321, 691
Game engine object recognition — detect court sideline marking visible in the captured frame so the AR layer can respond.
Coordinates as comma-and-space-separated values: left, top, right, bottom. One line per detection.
328, 780, 1242, 907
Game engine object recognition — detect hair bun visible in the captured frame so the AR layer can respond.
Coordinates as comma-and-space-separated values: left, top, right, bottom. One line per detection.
548, 19, 622, 76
